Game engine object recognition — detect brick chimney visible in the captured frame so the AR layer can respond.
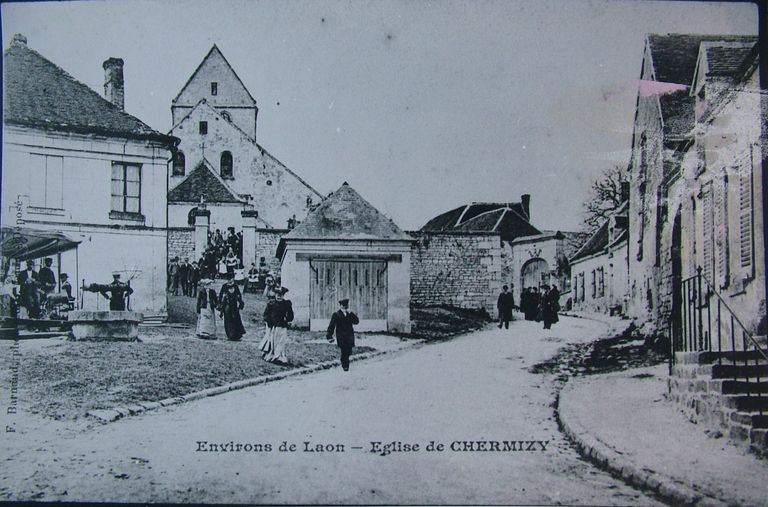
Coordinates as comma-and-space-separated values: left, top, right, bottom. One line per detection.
11, 33, 27, 47
103, 57, 125, 111
520, 194, 531, 219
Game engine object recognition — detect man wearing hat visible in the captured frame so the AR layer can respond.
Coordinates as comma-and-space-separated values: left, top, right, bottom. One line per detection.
326, 298, 360, 371
100, 272, 134, 311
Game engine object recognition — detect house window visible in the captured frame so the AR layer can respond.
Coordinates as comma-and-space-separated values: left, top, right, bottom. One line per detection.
220, 151, 233, 179
211, 82, 218, 95
591, 270, 597, 298
199, 121, 208, 135
579, 272, 585, 302
597, 267, 605, 297
28, 153, 64, 209
738, 152, 755, 274
111, 162, 141, 214
573, 276, 578, 301
172, 151, 185, 176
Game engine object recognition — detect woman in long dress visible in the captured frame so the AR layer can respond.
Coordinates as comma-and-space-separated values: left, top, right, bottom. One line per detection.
219, 280, 245, 341
196, 279, 218, 339
261, 287, 293, 364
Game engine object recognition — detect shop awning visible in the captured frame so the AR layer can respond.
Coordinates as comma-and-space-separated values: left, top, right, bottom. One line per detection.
1, 226, 81, 260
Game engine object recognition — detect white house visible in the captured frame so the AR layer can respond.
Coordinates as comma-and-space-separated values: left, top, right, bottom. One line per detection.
278, 183, 413, 333
1, 34, 177, 317
569, 203, 629, 314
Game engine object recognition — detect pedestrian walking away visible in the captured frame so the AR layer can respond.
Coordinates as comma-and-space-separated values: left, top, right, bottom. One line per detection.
219, 279, 245, 341
261, 287, 293, 364
196, 279, 218, 339
542, 284, 561, 330
497, 284, 515, 329
326, 298, 359, 371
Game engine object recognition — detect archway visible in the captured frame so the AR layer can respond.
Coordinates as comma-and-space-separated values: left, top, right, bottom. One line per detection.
521, 258, 550, 289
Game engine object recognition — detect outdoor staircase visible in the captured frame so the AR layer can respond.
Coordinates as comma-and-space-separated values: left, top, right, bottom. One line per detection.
670, 350, 768, 457
668, 268, 767, 458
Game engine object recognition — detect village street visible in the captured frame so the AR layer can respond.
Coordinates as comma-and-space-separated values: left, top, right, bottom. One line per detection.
0, 315, 662, 505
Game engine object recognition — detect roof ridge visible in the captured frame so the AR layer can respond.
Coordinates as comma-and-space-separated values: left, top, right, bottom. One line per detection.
172, 44, 257, 106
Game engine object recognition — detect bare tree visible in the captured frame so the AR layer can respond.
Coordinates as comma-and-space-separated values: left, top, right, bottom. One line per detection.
582, 165, 628, 232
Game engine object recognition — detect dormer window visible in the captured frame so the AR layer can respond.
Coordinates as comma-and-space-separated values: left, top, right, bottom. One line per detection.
211, 82, 218, 95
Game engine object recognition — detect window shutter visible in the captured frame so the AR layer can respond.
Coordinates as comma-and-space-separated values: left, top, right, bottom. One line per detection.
738, 152, 755, 275
701, 183, 714, 283
714, 174, 729, 289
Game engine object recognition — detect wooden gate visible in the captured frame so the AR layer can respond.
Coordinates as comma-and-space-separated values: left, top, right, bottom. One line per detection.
309, 260, 388, 323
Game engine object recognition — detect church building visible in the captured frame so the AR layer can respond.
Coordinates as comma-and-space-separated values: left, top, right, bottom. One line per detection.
167, 45, 322, 243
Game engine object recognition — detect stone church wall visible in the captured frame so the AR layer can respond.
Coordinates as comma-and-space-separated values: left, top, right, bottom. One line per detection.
168, 227, 195, 262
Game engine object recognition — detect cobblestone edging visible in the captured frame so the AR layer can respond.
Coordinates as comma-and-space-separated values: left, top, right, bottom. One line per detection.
556, 381, 727, 507
87, 345, 418, 423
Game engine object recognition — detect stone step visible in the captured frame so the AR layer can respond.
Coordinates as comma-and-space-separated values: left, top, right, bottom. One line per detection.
730, 411, 768, 428
750, 428, 768, 458
722, 395, 768, 411
716, 379, 768, 394
712, 363, 768, 379
676, 350, 768, 365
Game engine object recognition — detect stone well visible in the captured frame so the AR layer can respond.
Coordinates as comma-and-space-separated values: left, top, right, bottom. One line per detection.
69, 311, 143, 341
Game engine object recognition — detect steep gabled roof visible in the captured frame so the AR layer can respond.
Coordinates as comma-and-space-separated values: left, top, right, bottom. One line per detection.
277, 183, 412, 257
3, 40, 173, 144
422, 202, 540, 241
644, 34, 757, 140
172, 45, 256, 106
168, 159, 245, 204
569, 209, 628, 264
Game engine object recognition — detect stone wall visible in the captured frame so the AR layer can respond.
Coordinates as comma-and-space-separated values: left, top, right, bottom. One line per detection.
409, 231, 502, 315
168, 227, 195, 262
254, 228, 287, 277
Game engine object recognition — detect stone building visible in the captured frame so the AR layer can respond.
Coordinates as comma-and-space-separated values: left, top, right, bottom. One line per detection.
278, 183, 413, 332
627, 33, 764, 337
1, 34, 176, 317
167, 45, 322, 262
421, 196, 574, 310
569, 202, 629, 314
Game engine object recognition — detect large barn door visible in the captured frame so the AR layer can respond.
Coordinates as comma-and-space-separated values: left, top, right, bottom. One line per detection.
309, 260, 388, 330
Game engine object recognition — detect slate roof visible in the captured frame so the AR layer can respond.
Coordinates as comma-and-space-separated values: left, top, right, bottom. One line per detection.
704, 43, 758, 77
277, 183, 412, 257
422, 202, 540, 242
569, 212, 628, 264
168, 159, 244, 203
645, 34, 757, 139
3, 40, 173, 144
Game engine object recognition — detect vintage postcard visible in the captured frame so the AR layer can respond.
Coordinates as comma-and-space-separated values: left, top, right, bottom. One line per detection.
1, 0, 766, 504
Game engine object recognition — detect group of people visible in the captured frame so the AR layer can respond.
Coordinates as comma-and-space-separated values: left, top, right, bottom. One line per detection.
167, 257, 201, 297
519, 284, 561, 329
195, 278, 247, 341
497, 283, 561, 330
0, 258, 74, 320
195, 277, 359, 372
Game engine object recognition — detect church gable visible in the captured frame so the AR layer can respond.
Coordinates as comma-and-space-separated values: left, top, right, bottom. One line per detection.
173, 45, 256, 107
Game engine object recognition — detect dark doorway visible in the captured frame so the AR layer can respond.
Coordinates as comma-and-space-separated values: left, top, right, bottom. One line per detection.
670, 211, 683, 352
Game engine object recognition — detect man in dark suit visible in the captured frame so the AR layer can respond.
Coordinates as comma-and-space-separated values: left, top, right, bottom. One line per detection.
497, 284, 515, 329
326, 298, 360, 371
100, 272, 134, 311
17, 260, 41, 318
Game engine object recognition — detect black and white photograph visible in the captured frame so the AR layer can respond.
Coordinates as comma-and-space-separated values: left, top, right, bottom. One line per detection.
0, 0, 766, 504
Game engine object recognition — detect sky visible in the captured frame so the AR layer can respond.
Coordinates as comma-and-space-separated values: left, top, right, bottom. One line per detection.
1, 0, 758, 231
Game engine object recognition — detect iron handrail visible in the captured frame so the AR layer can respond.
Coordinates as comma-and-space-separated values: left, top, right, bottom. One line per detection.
681, 267, 767, 361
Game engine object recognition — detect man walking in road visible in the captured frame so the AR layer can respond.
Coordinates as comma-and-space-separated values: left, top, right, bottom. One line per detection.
497, 284, 515, 329
326, 298, 359, 371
